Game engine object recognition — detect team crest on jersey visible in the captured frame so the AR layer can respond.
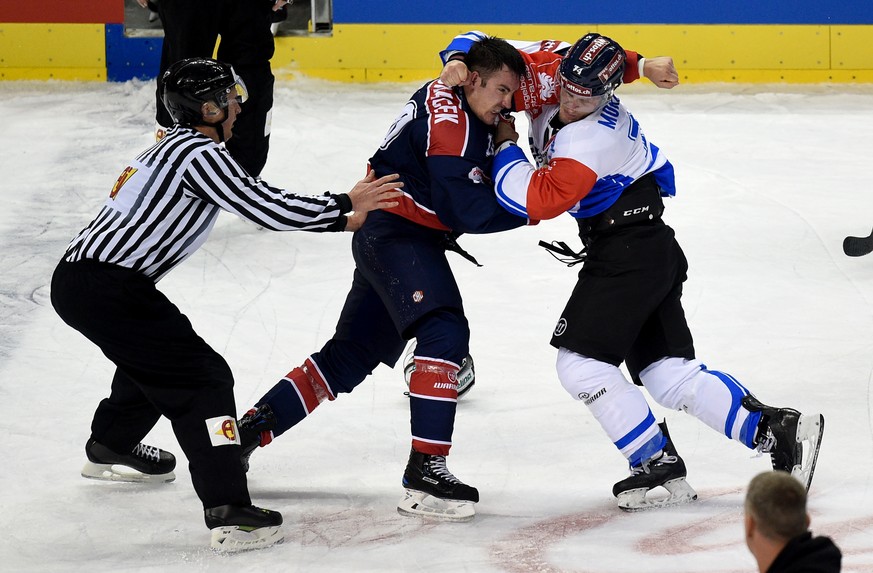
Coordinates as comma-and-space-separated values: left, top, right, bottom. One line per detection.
205, 416, 241, 446
538, 72, 557, 100
539, 40, 561, 53
412, 290, 424, 303
110, 166, 137, 200
468, 166, 486, 184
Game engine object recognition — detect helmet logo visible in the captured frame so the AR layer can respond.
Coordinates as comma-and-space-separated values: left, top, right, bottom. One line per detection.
581, 37, 609, 64
561, 78, 593, 97
599, 53, 625, 85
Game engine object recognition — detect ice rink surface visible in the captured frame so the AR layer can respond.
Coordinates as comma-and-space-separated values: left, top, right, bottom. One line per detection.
1, 77, 872, 572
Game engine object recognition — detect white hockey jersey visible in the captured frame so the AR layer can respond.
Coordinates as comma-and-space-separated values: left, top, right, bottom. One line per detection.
490, 51, 675, 221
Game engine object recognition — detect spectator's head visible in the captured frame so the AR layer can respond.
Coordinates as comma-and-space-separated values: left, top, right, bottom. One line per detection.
557, 33, 625, 123
744, 471, 810, 572
161, 58, 247, 141
463, 37, 526, 126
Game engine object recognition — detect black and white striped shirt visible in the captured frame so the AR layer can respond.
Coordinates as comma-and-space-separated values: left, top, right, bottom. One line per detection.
64, 125, 351, 281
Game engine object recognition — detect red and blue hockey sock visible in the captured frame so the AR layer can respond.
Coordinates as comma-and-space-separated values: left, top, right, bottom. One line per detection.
408, 357, 460, 456
256, 357, 335, 437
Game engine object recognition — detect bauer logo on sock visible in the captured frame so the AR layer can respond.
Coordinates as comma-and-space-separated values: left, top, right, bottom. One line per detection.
205, 416, 241, 446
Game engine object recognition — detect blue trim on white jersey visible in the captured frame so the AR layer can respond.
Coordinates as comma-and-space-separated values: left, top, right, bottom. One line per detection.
439, 31, 487, 65
493, 144, 530, 217
652, 156, 676, 197
571, 174, 634, 219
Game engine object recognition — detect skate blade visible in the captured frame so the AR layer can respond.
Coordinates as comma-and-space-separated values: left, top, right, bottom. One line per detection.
210, 525, 284, 553
81, 462, 175, 483
792, 413, 824, 491
617, 477, 698, 512
397, 489, 476, 522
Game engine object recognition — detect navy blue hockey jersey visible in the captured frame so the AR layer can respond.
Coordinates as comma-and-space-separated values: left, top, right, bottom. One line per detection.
368, 79, 529, 235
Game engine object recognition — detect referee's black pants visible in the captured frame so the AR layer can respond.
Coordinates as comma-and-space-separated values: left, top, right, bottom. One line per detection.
51, 260, 250, 509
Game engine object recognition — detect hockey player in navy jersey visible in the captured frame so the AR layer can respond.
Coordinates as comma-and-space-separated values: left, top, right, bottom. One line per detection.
238, 37, 531, 521
443, 32, 825, 510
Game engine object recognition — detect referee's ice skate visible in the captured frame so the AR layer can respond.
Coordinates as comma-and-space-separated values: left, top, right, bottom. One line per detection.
205, 504, 284, 552
742, 395, 824, 490
612, 422, 697, 511
397, 449, 479, 522
81, 439, 176, 483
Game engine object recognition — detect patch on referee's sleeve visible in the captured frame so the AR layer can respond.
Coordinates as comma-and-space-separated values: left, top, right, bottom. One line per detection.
205, 416, 241, 446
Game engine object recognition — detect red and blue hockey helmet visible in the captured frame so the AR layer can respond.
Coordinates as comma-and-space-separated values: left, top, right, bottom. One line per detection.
559, 33, 626, 99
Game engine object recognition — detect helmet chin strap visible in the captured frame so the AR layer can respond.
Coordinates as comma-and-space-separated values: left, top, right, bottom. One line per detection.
214, 120, 227, 143
198, 104, 228, 142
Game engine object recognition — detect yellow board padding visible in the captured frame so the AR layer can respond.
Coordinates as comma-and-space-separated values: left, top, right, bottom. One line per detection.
273, 24, 873, 84
681, 69, 873, 83
0, 67, 106, 81
273, 67, 436, 83
599, 25, 829, 69
831, 26, 873, 69
0, 23, 105, 68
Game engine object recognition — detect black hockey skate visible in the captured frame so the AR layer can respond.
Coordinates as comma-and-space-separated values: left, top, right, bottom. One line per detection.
612, 421, 698, 511
397, 449, 479, 522
742, 395, 824, 491
81, 439, 176, 483
205, 504, 284, 552
238, 404, 277, 472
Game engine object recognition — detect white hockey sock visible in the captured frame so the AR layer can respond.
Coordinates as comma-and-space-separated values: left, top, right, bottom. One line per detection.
556, 348, 662, 466
640, 357, 758, 447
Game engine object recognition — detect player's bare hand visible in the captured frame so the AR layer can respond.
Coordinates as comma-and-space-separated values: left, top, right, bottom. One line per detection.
643, 57, 679, 89
273, 0, 291, 11
347, 171, 403, 215
136, 0, 148, 7
495, 114, 519, 146
440, 60, 471, 87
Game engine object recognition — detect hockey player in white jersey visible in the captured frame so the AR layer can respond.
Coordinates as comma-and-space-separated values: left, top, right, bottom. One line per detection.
444, 33, 825, 510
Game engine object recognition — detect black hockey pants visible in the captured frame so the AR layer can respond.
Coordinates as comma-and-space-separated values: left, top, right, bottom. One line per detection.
50, 260, 250, 509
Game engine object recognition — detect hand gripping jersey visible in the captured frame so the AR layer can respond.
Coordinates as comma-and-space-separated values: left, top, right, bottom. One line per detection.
440, 31, 641, 122
440, 31, 671, 221
368, 79, 529, 235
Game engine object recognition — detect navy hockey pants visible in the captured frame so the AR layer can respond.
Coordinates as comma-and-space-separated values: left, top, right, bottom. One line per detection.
257, 211, 470, 451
